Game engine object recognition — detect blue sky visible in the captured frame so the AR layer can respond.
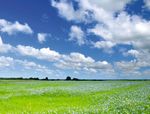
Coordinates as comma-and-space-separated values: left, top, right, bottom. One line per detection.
0, 0, 150, 79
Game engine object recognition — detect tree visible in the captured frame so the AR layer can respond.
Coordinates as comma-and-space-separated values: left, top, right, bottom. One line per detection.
72, 78, 79, 81
45, 77, 48, 80
66, 76, 71, 80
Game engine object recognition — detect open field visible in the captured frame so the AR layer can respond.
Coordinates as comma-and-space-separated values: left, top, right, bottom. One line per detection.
0, 80, 150, 114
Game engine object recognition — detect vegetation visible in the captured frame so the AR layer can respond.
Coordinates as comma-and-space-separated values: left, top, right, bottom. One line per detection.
0, 80, 150, 113
66, 76, 71, 80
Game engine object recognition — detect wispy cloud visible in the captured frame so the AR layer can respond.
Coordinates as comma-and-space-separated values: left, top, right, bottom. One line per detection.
69, 25, 85, 45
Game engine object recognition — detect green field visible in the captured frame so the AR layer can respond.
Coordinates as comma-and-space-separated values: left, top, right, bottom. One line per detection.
0, 80, 150, 114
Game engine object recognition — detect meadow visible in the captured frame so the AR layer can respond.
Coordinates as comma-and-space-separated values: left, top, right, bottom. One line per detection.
0, 80, 150, 114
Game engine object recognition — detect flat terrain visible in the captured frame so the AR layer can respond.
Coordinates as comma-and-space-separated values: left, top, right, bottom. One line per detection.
0, 80, 150, 114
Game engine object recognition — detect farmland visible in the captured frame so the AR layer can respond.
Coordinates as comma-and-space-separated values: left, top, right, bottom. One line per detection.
0, 80, 150, 114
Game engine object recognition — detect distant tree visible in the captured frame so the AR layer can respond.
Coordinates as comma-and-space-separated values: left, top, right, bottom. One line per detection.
72, 78, 79, 81
45, 77, 48, 80
34, 77, 39, 80
29, 77, 33, 80
66, 76, 71, 80
29, 77, 39, 80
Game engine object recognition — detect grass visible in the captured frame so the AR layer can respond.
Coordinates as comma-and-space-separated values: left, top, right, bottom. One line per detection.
0, 80, 150, 114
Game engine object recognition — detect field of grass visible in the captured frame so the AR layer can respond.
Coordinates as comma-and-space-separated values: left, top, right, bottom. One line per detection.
0, 80, 150, 114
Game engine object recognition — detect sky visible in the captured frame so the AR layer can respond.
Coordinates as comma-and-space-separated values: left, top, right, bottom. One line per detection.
0, 0, 150, 79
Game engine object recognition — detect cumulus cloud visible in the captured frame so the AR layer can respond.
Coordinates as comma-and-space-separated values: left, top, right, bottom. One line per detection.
16, 60, 49, 72
0, 36, 12, 53
69, 25, 85, 45
37, 33, 50, 44
0, 56, 14, 68
1, 32, 149, 77
0, 35, 148, 76
116, 49, 150, 75
116, 60, 139, 72
93, 41, 116, 49
55, 52, 113, 73
0, 39, 114, 74
123, 49, 139, 57
88, 12, 150, 50
51, 0, 92, 22
51, 0, 132, 22
63, 52, 95, 63
0, 19, 33, 35
51, 0, 150, 77
15, 44, 113, 73
88, 24, 113, 41
52, 0, 150, 51
87, 0, 131, 12
0, 56, 51, 74
52, 0, 150, 74
16, 45, 61, 61
144, 0, 150, 9
51, 0, 75, 21
0, 36, 113, 73
115, 59, 150, 73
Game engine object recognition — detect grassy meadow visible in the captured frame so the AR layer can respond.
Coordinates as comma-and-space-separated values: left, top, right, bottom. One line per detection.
0, 80, 150, 114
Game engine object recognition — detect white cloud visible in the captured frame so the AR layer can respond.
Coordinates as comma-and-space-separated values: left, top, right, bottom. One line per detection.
69, 25, 85, 45
144, 0, 150, 9
88, 24, 113, 41
0, 35, 146, 76
37, 33, 50, 44
55, 52, 113, 73
87, 0, 131, 12
116, 49, 150, 75
62, 52, 95, 63
1, 37, 112, 74
0, 36, 12, 53
52, 0, 150, 52
93, 41, 116, 49
51, 0, 75, 21
124, 49, 139, 57
16, 45, 61, 61
0, 56, 51, 74
51, 0, 132, 22
51, 0, 96, 23
16, 60, 49, 72
14, 44, 113, 73
0, 19, 33, 35
0, 56, 14, 68
116, 60, 139, 72
88, 12, 150, 50
115, 59, 150, 73
0, 38, 114, 74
